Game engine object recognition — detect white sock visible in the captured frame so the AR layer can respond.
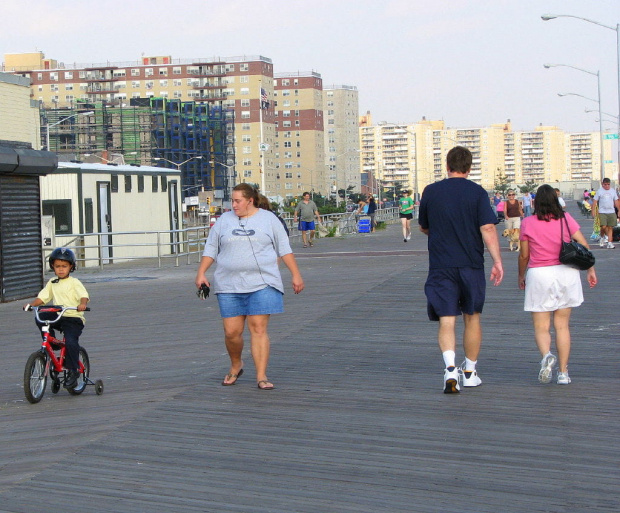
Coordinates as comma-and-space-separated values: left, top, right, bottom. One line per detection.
464, 358, 477, 372
442, 350, 456, 369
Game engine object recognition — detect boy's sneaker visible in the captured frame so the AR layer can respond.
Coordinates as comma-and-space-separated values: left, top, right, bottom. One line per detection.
599, 238, 606, 247
538, 353, 556, 384
443, 367, 460, 394
557, 371, 571, 385
607, 242, 615, 249
64, 369, 79, 389
459, 364, 482, 387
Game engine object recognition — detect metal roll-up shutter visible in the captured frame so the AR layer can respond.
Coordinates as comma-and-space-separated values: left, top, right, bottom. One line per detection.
0, 174, 44, 302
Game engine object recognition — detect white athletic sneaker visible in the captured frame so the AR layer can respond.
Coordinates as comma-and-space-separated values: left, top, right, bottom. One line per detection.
599, 237, 607, 247
443, 367, 460, 394
557, 371, 571, 385
460, 367, 482, 387
607, 242, 615, 249
538, 353, 557, 384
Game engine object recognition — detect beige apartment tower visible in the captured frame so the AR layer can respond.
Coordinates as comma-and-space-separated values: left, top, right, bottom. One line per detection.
272, 71, 326, 199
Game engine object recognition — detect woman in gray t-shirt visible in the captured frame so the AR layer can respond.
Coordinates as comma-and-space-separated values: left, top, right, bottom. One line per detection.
196, 184, 304, 390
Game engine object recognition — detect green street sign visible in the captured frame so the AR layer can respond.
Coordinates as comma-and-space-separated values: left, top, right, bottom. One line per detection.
604, 133, 619, 139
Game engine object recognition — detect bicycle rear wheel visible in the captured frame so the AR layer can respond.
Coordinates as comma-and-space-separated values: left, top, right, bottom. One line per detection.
24, 352, 48, 404
67, 347, 90, 396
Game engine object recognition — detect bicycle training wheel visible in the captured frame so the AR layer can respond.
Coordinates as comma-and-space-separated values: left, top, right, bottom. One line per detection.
24, 352, 48, 404
67, 347, 90, 396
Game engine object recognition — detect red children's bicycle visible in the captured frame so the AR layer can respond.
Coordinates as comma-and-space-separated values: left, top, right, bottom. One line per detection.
23, 305, 104, 404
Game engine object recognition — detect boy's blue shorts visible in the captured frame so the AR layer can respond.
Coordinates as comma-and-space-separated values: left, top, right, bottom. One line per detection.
424, 267, 486, 321
300, 221, 315, 231
217, 286, 284, 318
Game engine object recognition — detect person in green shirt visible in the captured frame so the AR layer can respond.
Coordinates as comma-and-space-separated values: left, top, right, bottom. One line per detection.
399, 189, 415, 242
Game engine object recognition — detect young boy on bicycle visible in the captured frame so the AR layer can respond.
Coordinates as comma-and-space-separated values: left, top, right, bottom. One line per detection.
24, 248, 89, 389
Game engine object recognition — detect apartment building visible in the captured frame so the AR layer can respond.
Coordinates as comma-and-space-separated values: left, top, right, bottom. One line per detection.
272, 71, 326, 199
0, 72, 40, 147
361, 115, 616, 193
4, 51, 275, 197
323, 85, 360, 198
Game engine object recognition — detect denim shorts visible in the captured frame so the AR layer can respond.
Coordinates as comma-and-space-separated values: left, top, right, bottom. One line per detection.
216, 286, 284, 318
424, 267, 486, 321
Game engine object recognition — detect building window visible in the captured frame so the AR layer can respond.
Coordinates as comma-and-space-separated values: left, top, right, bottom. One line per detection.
138, 175, 144, 192
42, 200, 72, 234
152, 175, 158, 192
241, 99, 250, 107
161, 176, 167, 192
243, 159, 252, 166
125, 175, 132, 192
240, 63, 249, 71
240, 88, 249, 95
84, 198, 94, 233
244, 170, 252, 177
173, 67, 182, 75
159, 68, 168, 76
111, 175, 119, 193
241, 111, 250, 119
64, 71, 73, 79
131, 69, 140, 76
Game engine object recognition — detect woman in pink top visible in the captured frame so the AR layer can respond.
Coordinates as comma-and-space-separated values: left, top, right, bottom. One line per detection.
518, 185, 597, 385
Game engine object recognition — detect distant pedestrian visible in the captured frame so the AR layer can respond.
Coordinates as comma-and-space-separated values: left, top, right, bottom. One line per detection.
518, 184, 597, 385
504, 189, 523, 231
419, 146, 503, 393
294, 192, 320, 248
593, 178, 620, 249
492, 192, 502, 216
554, 188, 566, 210
366, 195, 377, 232
522, 191, 533, 217
399, 189, 414, 242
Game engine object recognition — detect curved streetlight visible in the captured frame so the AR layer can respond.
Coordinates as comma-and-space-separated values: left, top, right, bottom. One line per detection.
542, 13, 620, 174
153, 155, 203, 169
545, 63, 604, 180
45, 111, 94, 152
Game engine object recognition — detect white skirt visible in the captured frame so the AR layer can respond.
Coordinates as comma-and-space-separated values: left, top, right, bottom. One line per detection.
524, 265, 584, 312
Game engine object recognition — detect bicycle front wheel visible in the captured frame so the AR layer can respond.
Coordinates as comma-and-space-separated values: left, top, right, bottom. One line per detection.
24, 352, 48, 404
67, 347, 90, 396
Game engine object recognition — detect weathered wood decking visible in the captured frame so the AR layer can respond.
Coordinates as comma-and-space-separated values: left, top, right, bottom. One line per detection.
0, 201, 617, 513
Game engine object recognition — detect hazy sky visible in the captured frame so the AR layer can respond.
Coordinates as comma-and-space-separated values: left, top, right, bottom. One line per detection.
2, 0, 619, 133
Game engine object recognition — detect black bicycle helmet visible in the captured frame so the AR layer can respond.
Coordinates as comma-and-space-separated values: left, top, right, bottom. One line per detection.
48, 247, 77, 272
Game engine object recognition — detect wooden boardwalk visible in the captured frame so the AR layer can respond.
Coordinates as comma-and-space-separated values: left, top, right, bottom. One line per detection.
0, 201, 618, 513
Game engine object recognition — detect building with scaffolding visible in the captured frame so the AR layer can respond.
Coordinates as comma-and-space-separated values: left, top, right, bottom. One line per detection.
40, 97, 234, 201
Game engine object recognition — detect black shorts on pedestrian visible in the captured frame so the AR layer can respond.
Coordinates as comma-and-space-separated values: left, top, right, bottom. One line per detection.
399, 212, 413, 220
424, 267, 486, 321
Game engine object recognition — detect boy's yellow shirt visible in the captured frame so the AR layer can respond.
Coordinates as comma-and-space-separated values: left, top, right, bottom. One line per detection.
37, 276, 89, 323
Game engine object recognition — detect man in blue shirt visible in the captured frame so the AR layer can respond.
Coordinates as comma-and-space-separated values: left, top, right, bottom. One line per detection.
419, 146, 503, 393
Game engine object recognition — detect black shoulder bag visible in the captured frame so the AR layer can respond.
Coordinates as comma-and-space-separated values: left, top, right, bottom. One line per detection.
559, 216, 595, 270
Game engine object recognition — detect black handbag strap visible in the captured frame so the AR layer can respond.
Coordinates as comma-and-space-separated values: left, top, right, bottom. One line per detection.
560, 215, 570, 244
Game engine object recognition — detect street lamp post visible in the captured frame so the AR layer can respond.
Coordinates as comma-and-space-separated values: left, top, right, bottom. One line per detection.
209, 160, 236, 201
545, 63, 604, 180
542, 14, 620, 176
45, 111, 94, 152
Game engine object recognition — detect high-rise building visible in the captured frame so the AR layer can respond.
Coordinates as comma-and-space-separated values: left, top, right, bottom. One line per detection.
272, 71, 326, 199
4, 51, 274, 198
0, 72, 40, 147
360, 115, 616, 193
323, 85, 360, 200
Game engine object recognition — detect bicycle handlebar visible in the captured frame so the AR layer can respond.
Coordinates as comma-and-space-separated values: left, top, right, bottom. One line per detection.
24, 305, 90, 324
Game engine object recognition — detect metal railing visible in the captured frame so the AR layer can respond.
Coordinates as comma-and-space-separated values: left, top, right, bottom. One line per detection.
45, 208, 402, 269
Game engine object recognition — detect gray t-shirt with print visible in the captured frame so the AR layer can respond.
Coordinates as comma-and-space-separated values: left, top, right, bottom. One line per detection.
202, 209, 292, 294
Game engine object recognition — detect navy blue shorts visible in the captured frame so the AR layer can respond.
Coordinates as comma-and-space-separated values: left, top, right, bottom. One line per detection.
424, 267, 486, 321
300, 221, 315, 231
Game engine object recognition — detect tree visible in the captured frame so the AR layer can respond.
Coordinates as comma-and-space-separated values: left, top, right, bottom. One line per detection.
519, 180, 538, 194
494, 169, 512, 196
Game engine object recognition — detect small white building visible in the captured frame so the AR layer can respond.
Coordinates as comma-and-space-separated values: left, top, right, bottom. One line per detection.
42, 162, 182, 266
